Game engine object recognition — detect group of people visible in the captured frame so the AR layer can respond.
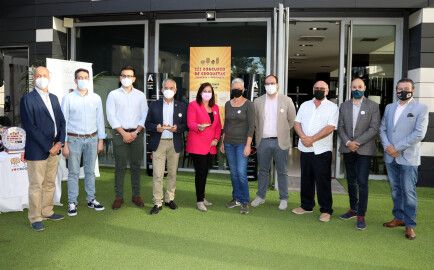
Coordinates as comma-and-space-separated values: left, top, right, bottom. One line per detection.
20, 66, 428, 241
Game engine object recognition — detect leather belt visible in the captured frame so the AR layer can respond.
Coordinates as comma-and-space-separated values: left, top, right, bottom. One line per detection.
264, 137, 277, 139
67, 132, 97, 138
124, 129, 137, 132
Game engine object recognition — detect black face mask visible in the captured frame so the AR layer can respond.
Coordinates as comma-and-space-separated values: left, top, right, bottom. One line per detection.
313, 90, 325, 100
397, 91, 412, 101
231, 89, 243, 98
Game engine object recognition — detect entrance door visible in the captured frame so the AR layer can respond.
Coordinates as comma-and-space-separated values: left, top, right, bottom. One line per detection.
337, 18, 403, 179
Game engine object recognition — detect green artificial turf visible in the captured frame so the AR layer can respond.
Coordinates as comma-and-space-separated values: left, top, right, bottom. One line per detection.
1, 168, 433, 270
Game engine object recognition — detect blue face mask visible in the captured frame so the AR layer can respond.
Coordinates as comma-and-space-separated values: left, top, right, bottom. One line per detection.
351, 90, 364, 99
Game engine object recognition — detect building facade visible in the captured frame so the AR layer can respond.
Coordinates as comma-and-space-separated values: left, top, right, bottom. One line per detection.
1, 0, 433, 185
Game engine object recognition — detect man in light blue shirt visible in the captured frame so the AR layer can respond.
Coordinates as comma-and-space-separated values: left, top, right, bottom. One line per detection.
61, 68, 106, 217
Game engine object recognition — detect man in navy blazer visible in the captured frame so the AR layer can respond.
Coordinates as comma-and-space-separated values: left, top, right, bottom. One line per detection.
380, 78, 429, 240
20, 66, 66, 231
145, 78, 187, 214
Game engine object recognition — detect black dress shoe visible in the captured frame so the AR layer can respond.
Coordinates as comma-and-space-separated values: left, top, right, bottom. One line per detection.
150, 205, 162, 215
164, 200, 178, 210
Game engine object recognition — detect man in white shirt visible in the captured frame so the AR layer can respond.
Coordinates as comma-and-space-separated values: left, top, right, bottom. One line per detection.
291, 81, 339, 222
61, 68, 107, 217
106, 66, 148, 210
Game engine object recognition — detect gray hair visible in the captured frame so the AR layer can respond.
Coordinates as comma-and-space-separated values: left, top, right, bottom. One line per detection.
231, 78, 244, 88
162, 78, 177, 88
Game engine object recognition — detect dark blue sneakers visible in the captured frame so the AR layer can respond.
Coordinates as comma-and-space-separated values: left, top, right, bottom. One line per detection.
47, 213, 65, 221
31, 221, 45, 232
356, 216, 366, 230
339, 210, 357, 220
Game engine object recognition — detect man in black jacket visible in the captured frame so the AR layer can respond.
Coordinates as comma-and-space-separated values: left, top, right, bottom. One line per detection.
145, 78, 187, 214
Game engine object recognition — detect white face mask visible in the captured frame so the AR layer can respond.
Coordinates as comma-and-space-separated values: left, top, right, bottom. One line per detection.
163, 89, 175, 99
265, 84, 277, 95
121, 78, 133, 87
77, 79, 89, 90
35, 77, 49, 89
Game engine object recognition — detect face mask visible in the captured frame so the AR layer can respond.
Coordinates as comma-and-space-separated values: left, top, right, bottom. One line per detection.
77, 79, 89, 90
397, 91, 412, 101
265, 85, 277, 95
201, 92, 212, 101
231, 89, 243, 98
121, 78, 133, 87
313, 90, 325, 100
351, 90, 364, 99
35, 77, 49, 89
163, 89, 175, 99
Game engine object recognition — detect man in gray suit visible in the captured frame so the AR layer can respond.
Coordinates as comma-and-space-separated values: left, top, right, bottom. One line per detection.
380, 78, 429, 240
251, 74, 296, 210
338, 78, 380, 230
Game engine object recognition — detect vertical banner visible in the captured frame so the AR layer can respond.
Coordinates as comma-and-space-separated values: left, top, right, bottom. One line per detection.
189, 47, 231, 121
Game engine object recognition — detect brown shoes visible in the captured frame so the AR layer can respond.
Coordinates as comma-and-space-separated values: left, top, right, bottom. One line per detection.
132, 196, 144, 208
112, 197, 124, 210
383, 219, 405, 228
405, 227, 416, 240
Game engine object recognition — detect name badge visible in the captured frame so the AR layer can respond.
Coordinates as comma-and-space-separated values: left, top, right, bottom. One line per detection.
237, 110, 241, 114
280, 108, 285, 113
178, 113, 183, 117
213, 111, 217, 115
360, 111, 365, 115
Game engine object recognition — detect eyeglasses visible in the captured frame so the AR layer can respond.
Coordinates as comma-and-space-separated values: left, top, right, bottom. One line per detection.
313, 87, 327, 91
120, 75, 135, 79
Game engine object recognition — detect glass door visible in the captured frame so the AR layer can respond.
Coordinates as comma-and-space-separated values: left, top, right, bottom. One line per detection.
336, 18, 403, 178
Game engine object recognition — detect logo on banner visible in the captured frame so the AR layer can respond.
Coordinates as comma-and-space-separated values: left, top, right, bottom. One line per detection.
10, 153, 27, 172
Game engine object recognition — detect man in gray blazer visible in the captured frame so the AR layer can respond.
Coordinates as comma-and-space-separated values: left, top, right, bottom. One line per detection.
380, 78, 429, 240
251, 74, 296, 210
338, 78, 380, 230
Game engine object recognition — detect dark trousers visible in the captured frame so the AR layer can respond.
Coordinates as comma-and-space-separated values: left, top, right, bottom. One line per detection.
112, 131, 144, 198
300, 151, 333, 214
343, 153, 371, 216
191, 153, 214, 202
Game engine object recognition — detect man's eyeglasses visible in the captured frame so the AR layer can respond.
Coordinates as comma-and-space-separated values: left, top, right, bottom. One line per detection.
120, 75, 135, 79
313, 87, 327, 91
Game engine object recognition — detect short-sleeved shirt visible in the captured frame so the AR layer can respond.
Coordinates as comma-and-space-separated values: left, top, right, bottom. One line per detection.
223, 100, 255, 145
295, 98, 339, 154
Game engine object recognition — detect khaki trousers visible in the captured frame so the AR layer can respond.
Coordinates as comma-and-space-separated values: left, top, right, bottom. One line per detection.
27, 155, 59, 223
152, 139, 179, 206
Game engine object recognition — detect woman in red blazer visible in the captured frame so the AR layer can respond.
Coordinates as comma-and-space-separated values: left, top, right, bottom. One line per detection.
186, 82, 222, 212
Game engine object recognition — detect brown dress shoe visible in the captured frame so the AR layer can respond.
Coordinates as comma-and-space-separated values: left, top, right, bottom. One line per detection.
405, 227, 416, 240
383, 219, 405, 228
112, 197, 124, 210
132, 196, 144, 208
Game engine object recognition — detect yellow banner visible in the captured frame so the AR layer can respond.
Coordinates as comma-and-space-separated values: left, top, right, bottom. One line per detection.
189, 47, 231, 121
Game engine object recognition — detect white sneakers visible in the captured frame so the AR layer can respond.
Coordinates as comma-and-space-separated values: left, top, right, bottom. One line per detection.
196, 202, 207, 212
291, 207, 313, 215
250, 196, 265, 207
319, 213, 331, 222
203, 198, 213, 206
278, 200, 288, 210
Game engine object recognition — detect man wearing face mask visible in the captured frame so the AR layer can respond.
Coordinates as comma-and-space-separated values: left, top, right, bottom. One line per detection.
20, 66, 66, 231
291, 81, 339, 223
106, 66, 148, 210
380, 78, 428, 240
337, 78, 380, 230
61, 68, 107, 217
251, 75, 296, 210
145, 79, 187, 215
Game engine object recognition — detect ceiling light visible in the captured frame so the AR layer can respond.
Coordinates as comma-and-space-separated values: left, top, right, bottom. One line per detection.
299, 44, 313, 47
205, 11, 216, 21
309, 27, 327, 31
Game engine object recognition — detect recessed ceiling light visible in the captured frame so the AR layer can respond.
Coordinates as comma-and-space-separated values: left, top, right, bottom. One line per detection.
309, 27, 327, 31
295, 53, 306, 57
299, 44, 313, 47
290, 61, 301, 64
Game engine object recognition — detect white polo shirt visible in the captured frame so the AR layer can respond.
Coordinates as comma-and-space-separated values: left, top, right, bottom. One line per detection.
295, 98, 339, 154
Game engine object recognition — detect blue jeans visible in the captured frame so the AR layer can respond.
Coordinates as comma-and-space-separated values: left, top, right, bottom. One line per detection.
67, 136, 98, 204
225, 143, 250, 204
385, 160, 418, 228
256, 138, 289, 200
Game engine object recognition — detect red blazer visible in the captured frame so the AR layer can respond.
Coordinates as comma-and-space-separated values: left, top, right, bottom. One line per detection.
186, 101, 222, 155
